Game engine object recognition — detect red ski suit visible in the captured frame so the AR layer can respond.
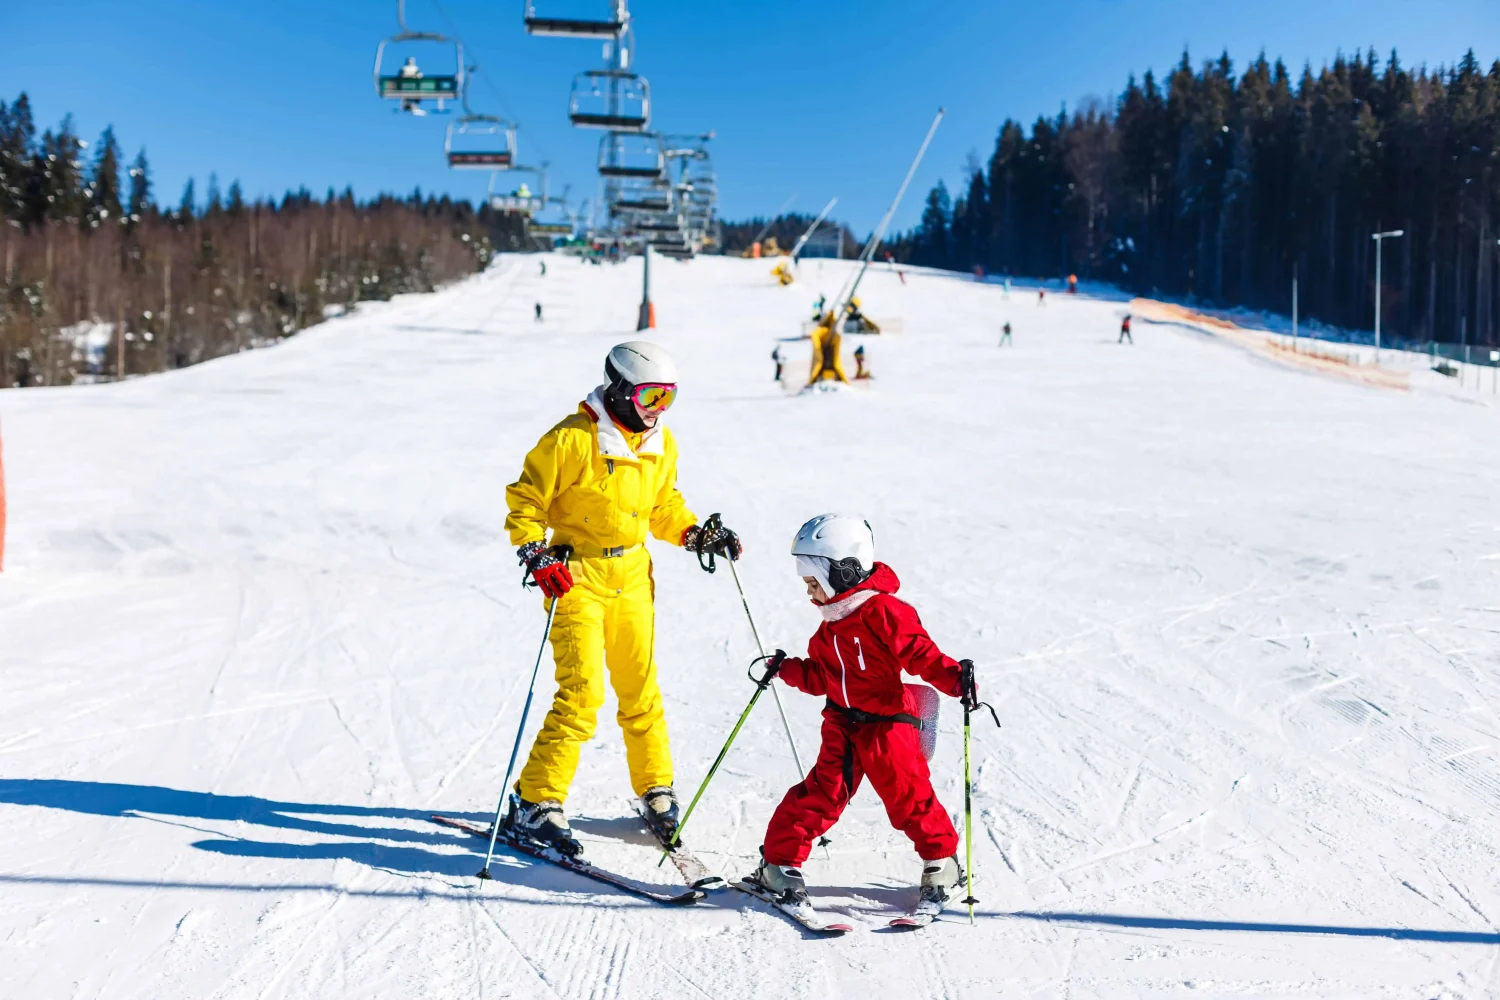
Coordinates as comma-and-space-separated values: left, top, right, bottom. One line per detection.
763, 563, 965, 866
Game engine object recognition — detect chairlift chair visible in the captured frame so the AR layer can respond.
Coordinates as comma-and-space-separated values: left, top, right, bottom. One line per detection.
524, 0, 626, 37
374, 1, 462, 111
598, 132, 665, 180
631, 212, 685, 233
446, 115, 517, 169
569, 70, 650, 130
610, 187, 672, 213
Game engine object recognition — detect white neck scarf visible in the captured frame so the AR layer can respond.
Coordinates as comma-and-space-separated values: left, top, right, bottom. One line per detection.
818, 588, 878, 622
584, 385, 664, 460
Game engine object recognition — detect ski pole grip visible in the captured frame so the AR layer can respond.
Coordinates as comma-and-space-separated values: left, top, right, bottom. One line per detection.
696, 513, 722, 574
748, 650, 784, 689
551, 543, 574, 563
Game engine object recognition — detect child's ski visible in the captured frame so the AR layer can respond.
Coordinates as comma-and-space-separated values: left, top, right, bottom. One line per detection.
431, 815, 705, 906
629, 799, 728, 891
732, 878, 854, 935
888, 901, 942, 929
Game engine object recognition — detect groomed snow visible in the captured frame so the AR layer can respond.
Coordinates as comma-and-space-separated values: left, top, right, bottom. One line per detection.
2, 253, 1499, 999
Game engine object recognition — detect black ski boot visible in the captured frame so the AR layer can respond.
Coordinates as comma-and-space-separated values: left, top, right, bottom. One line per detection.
639, 786, 680, 841
503, 794, 584, 859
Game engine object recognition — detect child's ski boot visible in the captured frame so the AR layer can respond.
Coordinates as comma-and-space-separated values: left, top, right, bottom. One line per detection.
892, 855, 966, 928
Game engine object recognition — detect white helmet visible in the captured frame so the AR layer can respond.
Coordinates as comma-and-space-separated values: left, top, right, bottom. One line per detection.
606, 341, 678, 386
791, 514, 875, 596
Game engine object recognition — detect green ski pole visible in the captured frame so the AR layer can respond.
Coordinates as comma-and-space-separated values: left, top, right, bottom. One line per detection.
958, 658, 999, 924
661, 652, 783, 863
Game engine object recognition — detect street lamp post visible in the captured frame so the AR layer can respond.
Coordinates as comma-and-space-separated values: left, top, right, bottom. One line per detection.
1371, 229, 1404, 364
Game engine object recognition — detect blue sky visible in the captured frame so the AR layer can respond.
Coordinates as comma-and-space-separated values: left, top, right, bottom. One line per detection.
3, 0, 1495, 232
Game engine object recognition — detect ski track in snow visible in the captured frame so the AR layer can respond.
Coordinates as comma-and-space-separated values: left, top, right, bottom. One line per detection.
2, 254, 1499, 998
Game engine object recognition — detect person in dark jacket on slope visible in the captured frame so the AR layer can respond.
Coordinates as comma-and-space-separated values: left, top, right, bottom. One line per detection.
745, 514, 976, 914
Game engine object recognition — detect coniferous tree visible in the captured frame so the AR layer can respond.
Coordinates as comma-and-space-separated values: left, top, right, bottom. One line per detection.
178, 178, 195, 221
126, 149, 151, 223
85, 125, 122, 228
893, 47, 1500, 349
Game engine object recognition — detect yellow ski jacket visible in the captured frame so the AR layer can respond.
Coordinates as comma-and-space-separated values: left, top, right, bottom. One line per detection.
505, 389, 698, 555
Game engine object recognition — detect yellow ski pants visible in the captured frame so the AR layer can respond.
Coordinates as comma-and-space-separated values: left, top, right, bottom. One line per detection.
516, 547, 672, 804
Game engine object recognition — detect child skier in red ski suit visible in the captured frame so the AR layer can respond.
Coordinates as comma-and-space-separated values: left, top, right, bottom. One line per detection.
748, 514, 973, 911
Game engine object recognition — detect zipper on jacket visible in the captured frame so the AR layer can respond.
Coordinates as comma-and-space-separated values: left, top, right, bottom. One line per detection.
832, 635, 850, 705
605, 458, 614, 474
854, 635, 867, 671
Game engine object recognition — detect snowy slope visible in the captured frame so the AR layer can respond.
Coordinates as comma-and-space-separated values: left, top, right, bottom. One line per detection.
2, 253, 1499, 999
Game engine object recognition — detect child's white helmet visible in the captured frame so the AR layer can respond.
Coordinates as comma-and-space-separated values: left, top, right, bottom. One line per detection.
791, 514, 875, 596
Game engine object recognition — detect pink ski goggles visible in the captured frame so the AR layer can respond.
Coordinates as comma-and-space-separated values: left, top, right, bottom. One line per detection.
630, 382, 678, 412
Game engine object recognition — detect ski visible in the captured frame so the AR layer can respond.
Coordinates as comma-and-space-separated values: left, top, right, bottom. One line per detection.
629, 799, 728, 891
888, 904, 940, 929
731, 877, 854, 935
432, 815, 705, 906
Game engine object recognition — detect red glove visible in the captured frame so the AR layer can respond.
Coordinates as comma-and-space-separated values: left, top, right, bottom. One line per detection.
519, 542, 573, 599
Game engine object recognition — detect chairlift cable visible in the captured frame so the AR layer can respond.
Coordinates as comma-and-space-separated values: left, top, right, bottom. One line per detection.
834, 107, 944, 315
428, 0, 558, 167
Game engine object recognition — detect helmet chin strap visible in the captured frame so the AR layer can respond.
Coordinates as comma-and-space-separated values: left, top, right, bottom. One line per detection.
603, 381, 648, 433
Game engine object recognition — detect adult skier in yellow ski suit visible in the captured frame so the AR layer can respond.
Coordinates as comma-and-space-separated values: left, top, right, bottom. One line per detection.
502, 341, 742, 856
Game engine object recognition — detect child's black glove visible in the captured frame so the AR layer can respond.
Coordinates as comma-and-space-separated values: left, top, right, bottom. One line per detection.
959, 659, 1001, 727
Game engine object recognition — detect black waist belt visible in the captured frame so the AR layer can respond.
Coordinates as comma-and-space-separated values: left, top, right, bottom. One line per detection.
826, 699, 925, 730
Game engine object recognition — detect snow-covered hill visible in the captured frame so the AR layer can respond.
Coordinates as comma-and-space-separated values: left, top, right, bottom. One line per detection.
2, 253, 1498, 999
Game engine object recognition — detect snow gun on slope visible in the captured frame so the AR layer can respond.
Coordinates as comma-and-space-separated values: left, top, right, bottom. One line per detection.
774, 197, 839, 285
826, 108, 944, 332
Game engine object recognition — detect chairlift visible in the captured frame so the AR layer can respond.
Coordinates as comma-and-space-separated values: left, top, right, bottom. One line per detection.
569, 70, 650, 130
524, 0, 626, 37
631, 213, 685, 233
612, 191, 672, 213
444, 71, 516, 169
446, 115, 517, 169
598, 132, 665, 180
374, 0, 462, 112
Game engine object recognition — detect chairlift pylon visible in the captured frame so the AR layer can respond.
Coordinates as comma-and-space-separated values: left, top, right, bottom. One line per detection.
374, 0, 463, 113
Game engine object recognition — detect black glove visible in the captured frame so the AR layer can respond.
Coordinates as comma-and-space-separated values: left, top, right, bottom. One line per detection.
959, 659, 980, 712
959, 659, 1001, 726
683, 513, 741, 572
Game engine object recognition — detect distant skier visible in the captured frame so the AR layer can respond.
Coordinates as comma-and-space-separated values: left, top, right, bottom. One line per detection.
745, 515, 976, 917
1003, 276, 1012, 299
1119, 314, 1133, 344
535, 302, 544, 322
502, 341, 743, 856
1037, 288, 1046, 306
853, 344, 871, 380
540, 260, 547, 277
1067, 273, 1078, 295
812, 294, 826, 321
999, 321, 1012, 347
886, 251, 906, 285
772, 344, 783, 383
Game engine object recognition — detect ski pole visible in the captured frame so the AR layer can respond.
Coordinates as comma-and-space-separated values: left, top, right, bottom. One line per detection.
692, 514, 813, 788
958, 658, 1001, 924
477, 544, 572, 883
663, 652, 781, 861
727, 556, 810, 780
